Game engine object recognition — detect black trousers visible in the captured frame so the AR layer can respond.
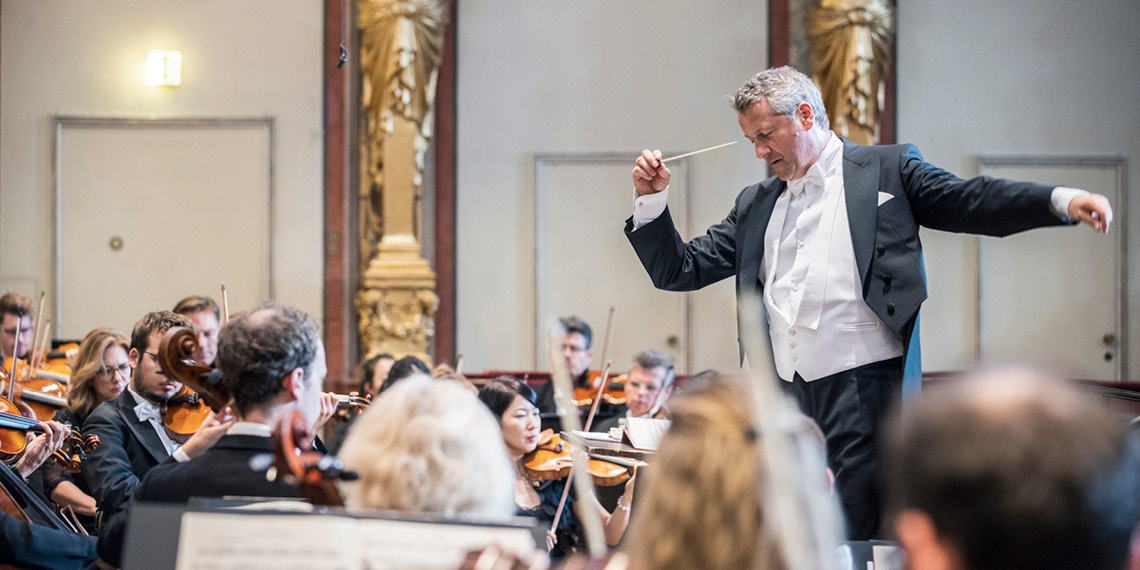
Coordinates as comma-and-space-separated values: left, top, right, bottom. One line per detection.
781, 357, 903, 540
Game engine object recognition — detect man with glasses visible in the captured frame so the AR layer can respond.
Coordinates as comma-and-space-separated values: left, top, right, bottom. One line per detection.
0, 292, 34, 360
81, 310, 230, 521
593, 349, 675, 434
535, 316, 623, 429
173, 295, 222, 367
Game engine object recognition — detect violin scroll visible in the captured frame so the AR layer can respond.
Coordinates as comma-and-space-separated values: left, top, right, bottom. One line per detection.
158, 326, 230, 413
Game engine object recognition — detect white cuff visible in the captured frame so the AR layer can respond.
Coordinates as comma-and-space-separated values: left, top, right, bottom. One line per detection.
172, 448, 191, 463
631, 188, 669, 230
1050, 186, 1088, 220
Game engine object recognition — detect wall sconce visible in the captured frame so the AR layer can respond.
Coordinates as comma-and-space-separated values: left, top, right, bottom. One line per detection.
146, 50, 182, 86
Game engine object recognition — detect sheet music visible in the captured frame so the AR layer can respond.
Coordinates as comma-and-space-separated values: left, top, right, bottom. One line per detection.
624, 417, 671, 450
355, 518, 535, 569
570, 429, 619, 442
175, 512, 357, 570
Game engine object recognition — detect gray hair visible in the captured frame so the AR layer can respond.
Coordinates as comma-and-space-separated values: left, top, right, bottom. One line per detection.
729, 66, 829, 131
634, 349, 676, 388
216, 302, 320, 416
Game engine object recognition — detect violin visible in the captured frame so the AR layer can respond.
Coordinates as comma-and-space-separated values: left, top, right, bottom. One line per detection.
269, 409, 356, 506
572, 372, 627, 408
0, 398, 98, 472
155, 326, 231, 443
522, 429, 631, 487
161, 385, 213, 444
332, 392, 371, 421
1, 358, 70, 421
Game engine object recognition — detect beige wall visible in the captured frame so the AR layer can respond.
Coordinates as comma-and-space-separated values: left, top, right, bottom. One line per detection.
0, 1, 325, 331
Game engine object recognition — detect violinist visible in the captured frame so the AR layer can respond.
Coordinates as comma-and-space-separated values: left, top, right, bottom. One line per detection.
81, 311, 230, 521
325, 352, 394, 454
377, 355, 430, 395
478, 376, 636, 560
591, 349, 674, 434
534, 316, 621, 428
39, 328, 131, 532
172, 295, 221, 366
0, 419, 103, 570
97, 302, 327, 567
0, 292, 34, 360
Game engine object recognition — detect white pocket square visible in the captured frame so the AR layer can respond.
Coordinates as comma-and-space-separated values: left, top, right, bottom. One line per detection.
878, 192, 895, 207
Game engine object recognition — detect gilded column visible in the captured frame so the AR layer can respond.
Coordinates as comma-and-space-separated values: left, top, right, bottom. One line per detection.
356, 0, 447, 362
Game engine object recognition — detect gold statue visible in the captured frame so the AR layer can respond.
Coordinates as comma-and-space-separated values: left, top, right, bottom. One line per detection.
357, 0, 448, 362
808, 0, 894, 145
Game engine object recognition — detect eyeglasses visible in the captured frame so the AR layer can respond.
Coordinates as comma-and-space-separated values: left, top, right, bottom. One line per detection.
143, 351, 164, 372
561, 344, 588, 354
98, 363, 132, 379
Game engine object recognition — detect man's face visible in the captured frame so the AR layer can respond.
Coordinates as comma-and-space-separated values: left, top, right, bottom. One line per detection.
129, 330, 182, 404
0, 314, 32, 359
561, 332, 593, 378
625, 364, 670, 418
738, 98, 816, 181
297, 341, 328, 427
184, 310, 219, 366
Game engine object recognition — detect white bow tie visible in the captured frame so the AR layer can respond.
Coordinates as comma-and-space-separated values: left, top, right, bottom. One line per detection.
788, 167, 825, 196
135, 402, 162, 423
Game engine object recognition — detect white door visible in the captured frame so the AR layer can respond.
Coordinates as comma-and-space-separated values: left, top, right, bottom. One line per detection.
535, 155, 691, 372
977, 157, 1124, 380
55, 118, 273, 338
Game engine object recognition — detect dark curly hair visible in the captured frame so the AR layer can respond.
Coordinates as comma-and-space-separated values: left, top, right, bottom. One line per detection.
216, 302, 319, 416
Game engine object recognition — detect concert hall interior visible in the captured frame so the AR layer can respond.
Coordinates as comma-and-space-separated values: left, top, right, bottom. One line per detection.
1, 1, 1139, 569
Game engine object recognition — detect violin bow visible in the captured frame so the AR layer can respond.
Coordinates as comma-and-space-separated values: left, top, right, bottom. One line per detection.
6, 322, 19, 402
582, 360, 611, 433
34, 320, 52, 372
582, 307, 616, 432
737, 294, 843, 570
220, 283, 230, 323
29, 292, 46, 370
546, 320, 607, 558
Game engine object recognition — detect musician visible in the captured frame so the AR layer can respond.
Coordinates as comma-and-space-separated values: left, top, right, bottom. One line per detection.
40, 328, 131, 533
534, 317, 621, 427
0, 420, 101, 570
376, 355, 430, 396
339, 376, 514, 518
97, 302, 327, 566
624, 372, 840, 570
361, 352, 395, 399
592, 349, 674, 434
884, 368, 1140, 570
478, 376, 636, 560
0, 291, 34, 360
172, 295, 221, 367
626, 66, 1114, 538
81, 311, 230, 520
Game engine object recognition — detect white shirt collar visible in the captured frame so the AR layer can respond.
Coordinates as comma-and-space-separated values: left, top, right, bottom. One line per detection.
787, 133, 842, 195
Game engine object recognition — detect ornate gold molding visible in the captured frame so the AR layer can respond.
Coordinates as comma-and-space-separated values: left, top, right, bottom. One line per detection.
357, 0, 448, 360
808, 0, 894, 146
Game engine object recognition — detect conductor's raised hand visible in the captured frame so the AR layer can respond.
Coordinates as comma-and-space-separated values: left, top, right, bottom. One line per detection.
1068, 193, 1113, 233
632, 149, 670, 196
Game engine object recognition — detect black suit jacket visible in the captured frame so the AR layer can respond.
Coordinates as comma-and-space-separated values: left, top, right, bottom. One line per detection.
98, 434, 301, 567
626, 141, 1068, 397
81, 390, 174, 516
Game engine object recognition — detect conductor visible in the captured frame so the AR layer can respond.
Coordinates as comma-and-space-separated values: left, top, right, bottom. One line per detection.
624, 66, 1113, 539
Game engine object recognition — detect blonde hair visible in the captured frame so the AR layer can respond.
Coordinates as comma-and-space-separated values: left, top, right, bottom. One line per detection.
67, 328, 129, 418
339, 377, 515, 520
624, 373, 787, 570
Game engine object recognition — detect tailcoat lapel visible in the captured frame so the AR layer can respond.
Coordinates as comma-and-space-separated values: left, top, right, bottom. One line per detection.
842, 141, 880, 290
114, 391, 170, 463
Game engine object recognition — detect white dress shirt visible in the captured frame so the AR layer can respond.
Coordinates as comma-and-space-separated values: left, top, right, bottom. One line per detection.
128, 388, 190, 462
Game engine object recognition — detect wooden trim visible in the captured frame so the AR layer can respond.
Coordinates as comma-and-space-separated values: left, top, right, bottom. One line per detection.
769, 0, 790, 67
432, 0, 458, 365
324, 0, 350, 390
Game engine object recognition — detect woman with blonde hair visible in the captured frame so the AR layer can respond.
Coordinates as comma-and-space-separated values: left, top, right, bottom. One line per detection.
42, 327, 131, 532
623, 372, 840, 570
338, 376, 515, 520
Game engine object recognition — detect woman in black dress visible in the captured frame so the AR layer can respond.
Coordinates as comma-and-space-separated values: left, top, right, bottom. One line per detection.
478, 376, 636, 560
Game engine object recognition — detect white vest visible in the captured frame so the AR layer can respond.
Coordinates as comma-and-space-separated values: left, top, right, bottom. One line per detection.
762, 135, 902, 382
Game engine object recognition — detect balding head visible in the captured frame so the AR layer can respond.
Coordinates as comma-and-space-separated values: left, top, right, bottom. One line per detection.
886, 367, 1140, 570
